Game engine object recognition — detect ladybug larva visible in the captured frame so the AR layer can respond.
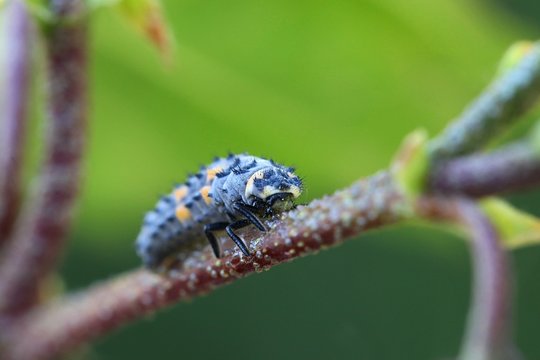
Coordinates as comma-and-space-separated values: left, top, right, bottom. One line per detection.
136, 154, 303, 269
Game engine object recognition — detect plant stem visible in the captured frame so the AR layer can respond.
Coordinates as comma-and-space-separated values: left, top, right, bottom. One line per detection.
0, 171, 408, 360
429, 42, 540, 159
0, 0, 31, 245
429, 142, 540, 197
417, 198, 518, 360
0, 0, 87, 316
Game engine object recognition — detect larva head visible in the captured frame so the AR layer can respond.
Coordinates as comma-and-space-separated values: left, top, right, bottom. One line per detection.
244, 166, 302, 214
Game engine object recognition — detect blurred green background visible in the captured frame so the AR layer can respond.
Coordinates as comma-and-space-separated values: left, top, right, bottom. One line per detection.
39, 0, 540, 358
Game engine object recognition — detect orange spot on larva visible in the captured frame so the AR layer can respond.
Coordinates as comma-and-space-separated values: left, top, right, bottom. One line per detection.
174, 186, 189, 201
175, 205, 191, 222
200, 186, 212, 204
206, 167, 223, 182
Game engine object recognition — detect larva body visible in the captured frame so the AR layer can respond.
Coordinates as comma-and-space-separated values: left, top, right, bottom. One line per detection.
136, 154, 302, 269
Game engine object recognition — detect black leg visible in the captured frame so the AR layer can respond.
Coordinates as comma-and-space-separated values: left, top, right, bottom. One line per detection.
204, 222, 229, 258
226, 219, 252, 256
233, 202, 267, 232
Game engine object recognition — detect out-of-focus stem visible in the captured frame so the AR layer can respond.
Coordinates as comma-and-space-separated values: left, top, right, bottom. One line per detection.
429, 142, 540, 197
0, 0, 87, 316
0, 171, 408, 360
0, 0, 31, 244
429, 42, 540, 159
416, 198, 517, 360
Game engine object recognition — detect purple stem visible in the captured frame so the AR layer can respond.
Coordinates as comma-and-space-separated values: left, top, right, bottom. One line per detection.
0, 0, 87, 316
0, 0, 31, 244
416, 198, 517, 360
428, 142, 540, 197
458, 201, 518, 360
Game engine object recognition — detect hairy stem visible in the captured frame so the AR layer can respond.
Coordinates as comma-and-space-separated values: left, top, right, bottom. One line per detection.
429, 42, 540, 159
429, 142, 540, 197
0, 0, 87, 316
0, 0, 31, 244
417, 198, 517, 360
0, 171, 408, 360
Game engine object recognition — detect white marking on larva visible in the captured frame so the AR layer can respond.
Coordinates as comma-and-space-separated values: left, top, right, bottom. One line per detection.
256, 250, 263, 259
297, 241, 305, 247
210, 270, 218, 278
284, 238, 292, 246
189, 273, 198, 283
313, 233, 322, 243
220, 269, 229, 278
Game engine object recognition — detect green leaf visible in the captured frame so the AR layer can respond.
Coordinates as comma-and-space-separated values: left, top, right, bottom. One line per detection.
480, 197, 540, 248
392, 129, 430, 200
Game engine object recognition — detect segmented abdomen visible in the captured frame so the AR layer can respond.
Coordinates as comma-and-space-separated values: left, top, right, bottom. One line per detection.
135, 157, 231, 268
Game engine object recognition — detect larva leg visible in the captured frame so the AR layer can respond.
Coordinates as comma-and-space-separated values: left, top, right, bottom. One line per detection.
204, 222, 229, 258
225, 219, 251, 256
233, 202, 267, 231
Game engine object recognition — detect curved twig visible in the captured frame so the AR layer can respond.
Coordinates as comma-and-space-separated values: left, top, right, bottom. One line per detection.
0, 0, 87, 316
417, 197, 518, 360
0, 0, 31, 244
